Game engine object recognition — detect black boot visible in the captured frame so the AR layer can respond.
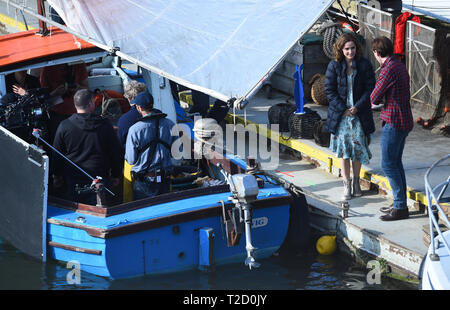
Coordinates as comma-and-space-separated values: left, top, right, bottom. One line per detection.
380, 208, 409, 221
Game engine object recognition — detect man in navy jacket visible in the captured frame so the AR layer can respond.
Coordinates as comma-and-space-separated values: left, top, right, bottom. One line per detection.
117, 80, 147, 147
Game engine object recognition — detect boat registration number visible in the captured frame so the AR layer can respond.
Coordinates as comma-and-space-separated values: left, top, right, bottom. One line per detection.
252, 217, 268, 228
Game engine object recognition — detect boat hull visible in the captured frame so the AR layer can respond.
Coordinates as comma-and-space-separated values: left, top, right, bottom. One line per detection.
47, 188, 292, 279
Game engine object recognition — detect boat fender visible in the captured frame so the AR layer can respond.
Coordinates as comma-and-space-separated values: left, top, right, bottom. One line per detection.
316, 235, 337, 255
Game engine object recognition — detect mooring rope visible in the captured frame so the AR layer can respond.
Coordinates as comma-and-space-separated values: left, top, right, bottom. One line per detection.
318, 21, 344, 59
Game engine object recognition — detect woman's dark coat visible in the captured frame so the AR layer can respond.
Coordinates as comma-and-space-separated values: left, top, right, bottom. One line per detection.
324, 57, 376, 136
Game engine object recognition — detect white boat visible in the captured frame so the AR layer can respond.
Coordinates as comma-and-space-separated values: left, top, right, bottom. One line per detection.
420, 154, 450, 290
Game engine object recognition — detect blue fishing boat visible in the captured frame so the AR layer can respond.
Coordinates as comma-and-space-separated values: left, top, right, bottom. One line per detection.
0, 0, 321, 279
46, 159, 293, 279
420, 154, 450, 290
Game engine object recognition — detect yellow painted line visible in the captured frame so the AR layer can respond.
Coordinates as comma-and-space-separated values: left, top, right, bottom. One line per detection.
225, 113, 341, 167
226, 112, 428, 206
0, 12, 35, 32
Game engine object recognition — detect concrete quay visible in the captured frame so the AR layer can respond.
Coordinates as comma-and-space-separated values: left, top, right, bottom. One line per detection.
209, 89, 450, 283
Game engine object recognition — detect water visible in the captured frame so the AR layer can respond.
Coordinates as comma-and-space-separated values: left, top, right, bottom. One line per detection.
0, 237, 414, 291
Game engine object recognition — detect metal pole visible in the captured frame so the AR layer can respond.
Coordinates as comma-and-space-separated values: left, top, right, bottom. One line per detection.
36, 0, 48, 35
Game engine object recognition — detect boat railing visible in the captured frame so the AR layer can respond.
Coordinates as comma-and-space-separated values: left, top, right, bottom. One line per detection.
424, 153, 450, 260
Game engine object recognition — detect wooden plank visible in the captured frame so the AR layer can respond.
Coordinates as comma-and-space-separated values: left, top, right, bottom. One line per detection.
271, 72, 295, 95
48, 241, 102, 255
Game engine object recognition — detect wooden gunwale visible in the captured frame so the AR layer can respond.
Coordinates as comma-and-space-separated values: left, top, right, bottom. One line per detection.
47, 195, 292, 239
48, 241, 102, 255
48, 185, 232, 217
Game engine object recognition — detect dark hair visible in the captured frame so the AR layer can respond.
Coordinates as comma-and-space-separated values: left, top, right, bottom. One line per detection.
333, 33, 363, 62
371, 36, 393, 57
73, 89, 94, 110
139, 102, 154, 113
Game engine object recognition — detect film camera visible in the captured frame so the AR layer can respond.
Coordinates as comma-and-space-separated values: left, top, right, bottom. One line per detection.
0, 88, 51, 140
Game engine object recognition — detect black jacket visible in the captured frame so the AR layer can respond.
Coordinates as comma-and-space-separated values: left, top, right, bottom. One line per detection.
324, 57, 376, 136
53, 113, 123, 180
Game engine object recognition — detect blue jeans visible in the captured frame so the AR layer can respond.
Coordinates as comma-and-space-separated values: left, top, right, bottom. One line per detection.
380, 123, 410, 210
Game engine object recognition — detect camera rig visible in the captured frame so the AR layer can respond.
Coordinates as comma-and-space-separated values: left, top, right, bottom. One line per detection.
0, 88, 51, 139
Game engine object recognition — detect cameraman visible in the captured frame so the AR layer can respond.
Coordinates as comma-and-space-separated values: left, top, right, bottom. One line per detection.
1, 71, 43, 143
52, 89, 122, 205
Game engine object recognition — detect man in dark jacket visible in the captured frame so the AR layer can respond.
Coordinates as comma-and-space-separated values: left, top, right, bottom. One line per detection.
52, 89, 123, 204
117, 80, 147, 147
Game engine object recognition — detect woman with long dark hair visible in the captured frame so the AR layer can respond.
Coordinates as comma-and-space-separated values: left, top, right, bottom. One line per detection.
324, 33, 376, 200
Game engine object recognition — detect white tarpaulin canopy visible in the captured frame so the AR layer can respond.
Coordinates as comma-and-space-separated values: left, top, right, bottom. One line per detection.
402, 0, 450, 23
47, 0, 333, 104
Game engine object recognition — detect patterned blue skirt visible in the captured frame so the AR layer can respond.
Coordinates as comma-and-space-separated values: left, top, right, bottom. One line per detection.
329, 115, 372, 164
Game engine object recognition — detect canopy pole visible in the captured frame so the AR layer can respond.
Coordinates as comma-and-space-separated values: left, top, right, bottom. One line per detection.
36, 0, 48, 36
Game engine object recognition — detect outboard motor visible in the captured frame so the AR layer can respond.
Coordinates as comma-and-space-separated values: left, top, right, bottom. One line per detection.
228, 173, 260, 269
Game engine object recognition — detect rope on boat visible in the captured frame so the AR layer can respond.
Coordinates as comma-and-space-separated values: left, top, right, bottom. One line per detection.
317, 21, 344, 59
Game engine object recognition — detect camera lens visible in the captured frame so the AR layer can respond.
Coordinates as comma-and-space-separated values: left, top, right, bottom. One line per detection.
33, 108, 42, 116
